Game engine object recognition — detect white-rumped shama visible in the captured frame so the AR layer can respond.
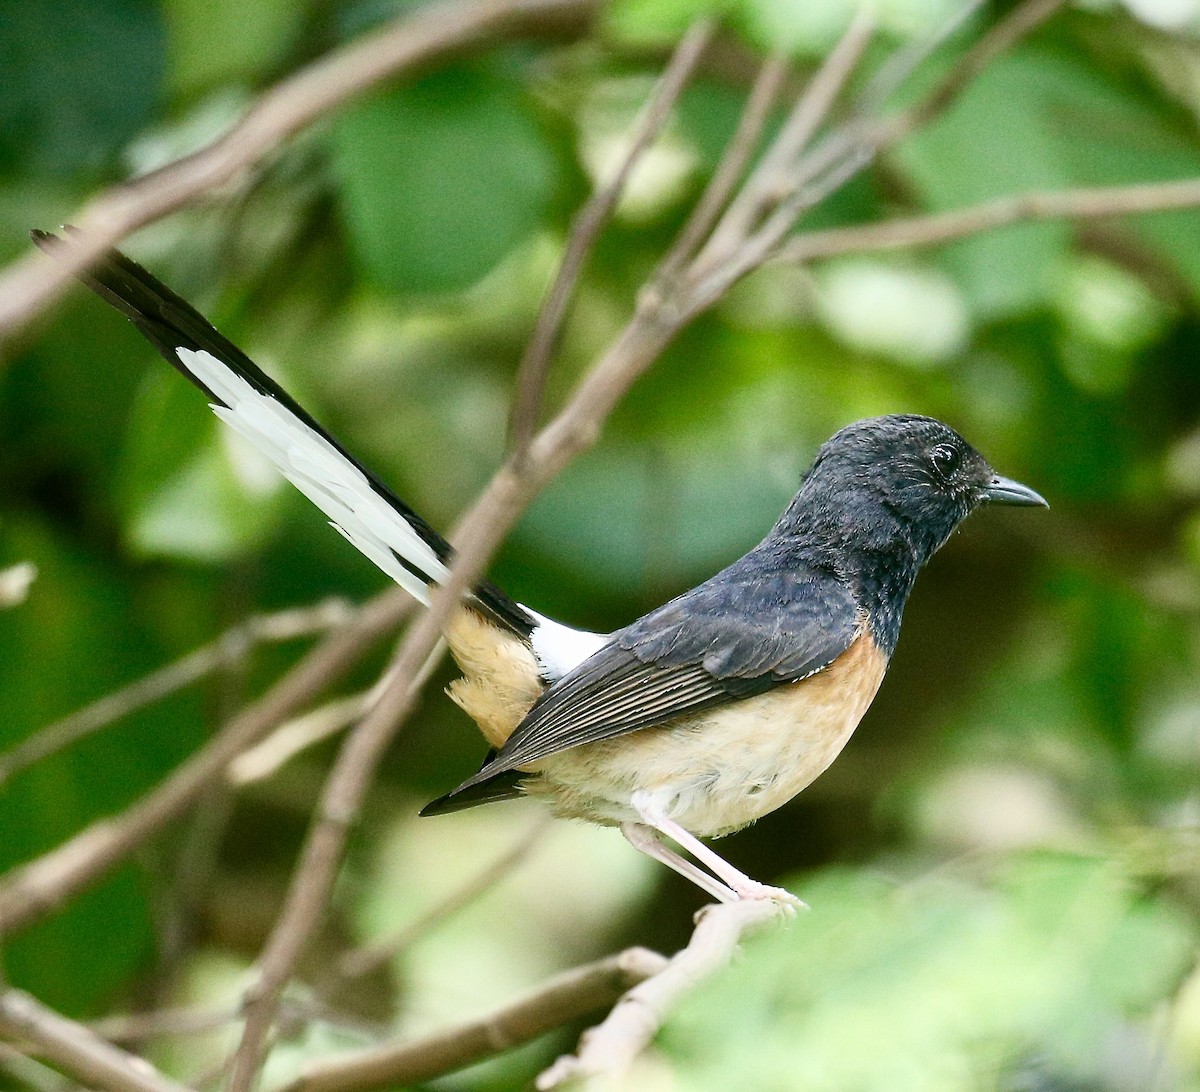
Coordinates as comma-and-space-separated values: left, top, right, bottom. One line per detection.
32, 230, 1047, 905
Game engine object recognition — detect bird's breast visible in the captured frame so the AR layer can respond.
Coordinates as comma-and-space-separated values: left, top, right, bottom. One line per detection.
528, 633, 889, 836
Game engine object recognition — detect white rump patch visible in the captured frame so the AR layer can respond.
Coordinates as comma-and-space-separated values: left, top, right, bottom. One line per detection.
527, 611, 609, 681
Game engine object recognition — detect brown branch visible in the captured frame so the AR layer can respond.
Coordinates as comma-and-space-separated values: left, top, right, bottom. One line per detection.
659, 52, 789, 279
0, 589, 413, 937
0, 988, 194, 1092
0, 598, 355, 790
537, 900, 787, 1089
506, 17, 716, 455
772, 178, 1200, 264
693, 10, 876, 275
276, 948, 668, 1092
0, 0, 600, 348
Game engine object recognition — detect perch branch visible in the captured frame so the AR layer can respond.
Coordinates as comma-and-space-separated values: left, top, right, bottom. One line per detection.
537, 899, 787, 1089
277, 948, 668, 1092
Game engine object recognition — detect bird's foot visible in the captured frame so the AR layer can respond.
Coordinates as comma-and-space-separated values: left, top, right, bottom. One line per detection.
730, 879, 807, 912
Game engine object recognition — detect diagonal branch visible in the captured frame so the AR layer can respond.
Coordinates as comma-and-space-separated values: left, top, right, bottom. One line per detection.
0, 598, 355, 790
537, 900, 787, 1089
0, 0, 600, 347
692, 9, 876, 275
507, 17, 717, 455
276, 948, 668, 1092
0, 988, 194, 1092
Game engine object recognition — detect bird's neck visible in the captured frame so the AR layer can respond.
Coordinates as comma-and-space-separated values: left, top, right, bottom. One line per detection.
771, 496, 929, 656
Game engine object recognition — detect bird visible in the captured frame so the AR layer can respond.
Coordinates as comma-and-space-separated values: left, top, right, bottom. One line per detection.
32, 228, 1047, 905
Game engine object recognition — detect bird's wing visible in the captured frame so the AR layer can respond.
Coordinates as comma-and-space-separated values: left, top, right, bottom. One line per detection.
428, 556, 862, 805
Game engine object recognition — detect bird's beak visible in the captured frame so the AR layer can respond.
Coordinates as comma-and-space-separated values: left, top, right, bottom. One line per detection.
983, 474, 1048, 508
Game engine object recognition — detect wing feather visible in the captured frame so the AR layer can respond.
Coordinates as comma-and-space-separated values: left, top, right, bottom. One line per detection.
439, 547, 864, 803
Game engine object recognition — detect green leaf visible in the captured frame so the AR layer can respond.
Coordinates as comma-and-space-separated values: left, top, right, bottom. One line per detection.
0, 0, 165, 179
330, 67, 559, 294
664, 855, 1195, 1091
163, 0, 303, 97
895, 49, 1073, 317
607, 0, 729, 46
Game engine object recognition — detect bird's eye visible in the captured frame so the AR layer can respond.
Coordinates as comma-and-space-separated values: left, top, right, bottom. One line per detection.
929, 443, 961, 479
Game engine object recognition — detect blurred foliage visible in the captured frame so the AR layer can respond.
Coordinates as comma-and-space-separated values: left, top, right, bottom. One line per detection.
2, 0, 1200, 1089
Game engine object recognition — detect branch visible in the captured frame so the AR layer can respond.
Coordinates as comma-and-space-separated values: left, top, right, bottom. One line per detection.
659, 51, 789, 278
683, 0, 1069, 313
773, 177, 1200, 263
0, 988, 193, 1092
276, 948, 668, 1092
693, 9, 876, 274
0, 598, 356, 790
0, 590, 413, 937
507, 16, 716, 454
0, 0, 600, 347
537, 900, 787, 1089
328, 814, 551, 987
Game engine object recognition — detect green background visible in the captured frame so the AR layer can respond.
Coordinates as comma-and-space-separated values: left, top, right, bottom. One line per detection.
2, 0, 1200, 1087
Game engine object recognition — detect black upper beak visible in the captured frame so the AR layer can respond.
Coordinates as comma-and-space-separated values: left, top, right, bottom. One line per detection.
983, 474, 1048, 508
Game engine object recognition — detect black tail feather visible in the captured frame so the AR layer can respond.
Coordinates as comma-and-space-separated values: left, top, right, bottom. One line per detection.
31, 228, 535, 638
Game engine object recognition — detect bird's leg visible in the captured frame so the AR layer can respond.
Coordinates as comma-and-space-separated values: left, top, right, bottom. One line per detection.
621, 822, 739, 903
630, 790, 806, 908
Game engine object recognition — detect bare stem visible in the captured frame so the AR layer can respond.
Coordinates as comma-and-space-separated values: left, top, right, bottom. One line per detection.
773, 178, 1200, 264
507, 17, 716, 455
0, 0, 600, 347
276, 948, 668, 1092
0, 988, 194, 1092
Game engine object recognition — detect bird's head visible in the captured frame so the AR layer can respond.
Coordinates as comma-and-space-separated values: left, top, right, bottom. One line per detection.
789, 414, 1047, 562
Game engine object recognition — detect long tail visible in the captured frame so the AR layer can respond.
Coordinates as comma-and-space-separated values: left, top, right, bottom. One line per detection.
30, 228, 544, 641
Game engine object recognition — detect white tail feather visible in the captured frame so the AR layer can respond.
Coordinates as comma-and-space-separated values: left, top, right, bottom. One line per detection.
178, 346, 606, 679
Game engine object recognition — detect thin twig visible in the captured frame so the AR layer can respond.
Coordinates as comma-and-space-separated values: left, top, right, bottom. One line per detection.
0, 0, 600, 347
506, 17, 716, 456
684, 0, 1068, 314
857, 0, 988, 113
693, 10, 876, 275
0, 590, 413, 937
329, 814, 551, 987
0, 988, 194, 1092
87, 1006, 239, 1046
659, 52, 789, 279
537, 900, 786, 1089
0, 598, 356, 789
276, 948, 668, 1092
899, 0, 1066, 135
772, 178, 1200, 264
226, 692, 371, 787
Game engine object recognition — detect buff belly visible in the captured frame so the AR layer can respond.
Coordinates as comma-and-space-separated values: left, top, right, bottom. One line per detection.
445, 609, 887, 838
